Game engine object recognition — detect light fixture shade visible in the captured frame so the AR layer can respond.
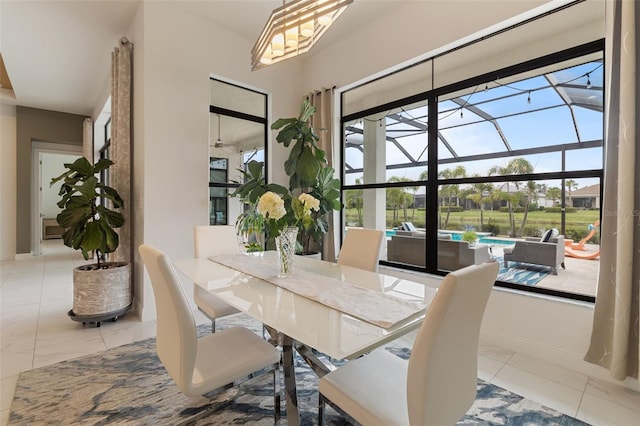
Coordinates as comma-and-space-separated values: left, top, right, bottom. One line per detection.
251, 0, 353, 71
300, 20, 314, 37
272, 33, 285, 56
286, 26, 299, 47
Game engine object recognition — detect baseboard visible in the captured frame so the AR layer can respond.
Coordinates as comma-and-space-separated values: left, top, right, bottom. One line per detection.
480, 328, 640, 392
15, 253, 32, 260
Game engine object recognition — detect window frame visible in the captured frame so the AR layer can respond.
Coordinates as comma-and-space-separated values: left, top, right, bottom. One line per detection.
340, 40, 604, 303
208, 77, 269, 226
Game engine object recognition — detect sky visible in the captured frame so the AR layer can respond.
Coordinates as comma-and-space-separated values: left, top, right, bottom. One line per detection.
343, 58, 604, 190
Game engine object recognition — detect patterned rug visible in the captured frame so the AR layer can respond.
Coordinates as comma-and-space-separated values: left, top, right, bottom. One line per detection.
9, 314, 587, 425
495, 256, 551, 286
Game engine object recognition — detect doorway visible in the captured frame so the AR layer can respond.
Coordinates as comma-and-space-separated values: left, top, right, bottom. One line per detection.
31, 142, 82, 256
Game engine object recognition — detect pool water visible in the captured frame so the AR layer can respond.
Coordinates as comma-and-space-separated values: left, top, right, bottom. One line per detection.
450, 233, 515, 246
387, 229, 514, 246
477, 237, 516, 246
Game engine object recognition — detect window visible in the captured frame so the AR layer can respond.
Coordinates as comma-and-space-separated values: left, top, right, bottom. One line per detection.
341, 41, 603, 302
209, 158, 228, 224
209, 77, 268, 226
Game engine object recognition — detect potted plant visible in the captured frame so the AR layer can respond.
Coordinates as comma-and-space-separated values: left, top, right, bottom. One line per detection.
50, 157, 131, 325
270, 99, 342, 255
462, 229, 479, 247
233, 160, 289, 251
233, 100, 341, 257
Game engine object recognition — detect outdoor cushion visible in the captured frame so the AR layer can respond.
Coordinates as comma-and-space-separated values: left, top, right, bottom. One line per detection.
540, 228, 559, 242
402, 222, 416, 232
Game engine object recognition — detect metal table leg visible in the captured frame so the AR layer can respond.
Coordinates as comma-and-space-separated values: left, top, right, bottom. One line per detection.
281, 334, 300, 426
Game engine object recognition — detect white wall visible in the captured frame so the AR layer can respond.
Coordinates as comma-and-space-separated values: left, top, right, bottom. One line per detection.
0, 103, 17, 261
302, 0, 553, 92
129, 1, 305, 320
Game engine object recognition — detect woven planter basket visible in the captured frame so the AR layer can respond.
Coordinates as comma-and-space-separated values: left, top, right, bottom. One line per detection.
73, 262, 131, 316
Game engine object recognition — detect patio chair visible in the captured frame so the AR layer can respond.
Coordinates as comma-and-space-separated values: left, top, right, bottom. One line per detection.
503, 234, 565, 275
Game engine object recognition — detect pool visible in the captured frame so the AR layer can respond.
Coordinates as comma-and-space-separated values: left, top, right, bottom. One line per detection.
477, 237, 516, 246
449, 233, 515, 246
385, 229, 397, 237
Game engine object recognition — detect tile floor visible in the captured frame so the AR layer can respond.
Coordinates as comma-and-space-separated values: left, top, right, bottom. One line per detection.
1, 240, 638, 425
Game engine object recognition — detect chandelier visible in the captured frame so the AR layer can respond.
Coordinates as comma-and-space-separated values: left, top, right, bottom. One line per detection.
251, 0, 353, 71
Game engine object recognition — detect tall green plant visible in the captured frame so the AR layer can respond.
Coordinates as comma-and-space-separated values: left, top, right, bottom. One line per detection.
50, 157, 124, 267
271, 99, 342, 254
271, 99, 325, 190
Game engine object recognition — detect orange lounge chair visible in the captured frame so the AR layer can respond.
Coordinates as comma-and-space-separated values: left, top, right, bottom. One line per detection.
570, 228, 597, 250
571, 220, 600, 251
565, 246, 600, 260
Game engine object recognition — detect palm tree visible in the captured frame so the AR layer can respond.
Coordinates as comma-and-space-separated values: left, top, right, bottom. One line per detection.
546, 186, 561, 206
565, 179, 578, 207
488, 158, 533, 237
534, 183, 547, 207
438, 166, 466, 228
388, 176, 414, 222
467, 180, 494, 228
386, 188, 412, 224
517, 180, 538, 237
345, 178, 363, 226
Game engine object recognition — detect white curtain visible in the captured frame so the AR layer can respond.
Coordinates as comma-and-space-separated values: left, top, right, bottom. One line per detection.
82, 117, 93, 162
584, 0, 639, 380
110, 37, 133, 264
308, 87, 336, 261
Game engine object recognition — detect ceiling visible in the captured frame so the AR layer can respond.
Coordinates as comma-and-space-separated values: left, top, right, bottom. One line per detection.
0, 0, 392, 117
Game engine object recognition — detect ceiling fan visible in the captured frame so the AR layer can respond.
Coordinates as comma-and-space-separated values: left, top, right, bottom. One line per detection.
212, 114, 231, 148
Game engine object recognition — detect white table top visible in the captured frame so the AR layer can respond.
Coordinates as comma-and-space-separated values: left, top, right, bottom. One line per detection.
174, 251, 438, 360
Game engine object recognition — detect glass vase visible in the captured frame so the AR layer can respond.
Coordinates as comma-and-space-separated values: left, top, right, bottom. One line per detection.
275, 227, 298, 277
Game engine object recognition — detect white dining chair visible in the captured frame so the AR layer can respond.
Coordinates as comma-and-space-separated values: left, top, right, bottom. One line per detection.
318, 261, 500, 426
138, 244, 281, 422
337, 228, 384, 272
193, 225, 241, 332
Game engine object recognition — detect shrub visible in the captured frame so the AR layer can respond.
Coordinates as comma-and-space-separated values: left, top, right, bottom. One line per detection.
522, 226, 541, 237
480, 223, 500, 235
499, 206, 526, 213
440, 206, 464, 212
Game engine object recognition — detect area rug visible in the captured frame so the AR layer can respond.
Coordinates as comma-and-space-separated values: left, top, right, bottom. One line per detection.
9, 314, 587, 425
494, 256, 551, 286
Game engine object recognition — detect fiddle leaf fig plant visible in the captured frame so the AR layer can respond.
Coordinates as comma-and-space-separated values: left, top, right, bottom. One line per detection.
271, 99, 342, 254
272, 99, 326, 190
50, 157, 124, 267
232, 99, 342, 255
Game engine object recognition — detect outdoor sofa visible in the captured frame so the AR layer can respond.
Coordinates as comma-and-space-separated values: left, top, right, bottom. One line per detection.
503, 234, 565, 275
387, 231, 491, 270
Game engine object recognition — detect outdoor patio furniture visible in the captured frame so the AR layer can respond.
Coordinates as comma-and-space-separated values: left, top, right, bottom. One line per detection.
387, 232, 491, 270
503, 235, 565, 275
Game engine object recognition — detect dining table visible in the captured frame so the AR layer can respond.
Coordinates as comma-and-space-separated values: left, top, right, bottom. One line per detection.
173, 251, 440, 425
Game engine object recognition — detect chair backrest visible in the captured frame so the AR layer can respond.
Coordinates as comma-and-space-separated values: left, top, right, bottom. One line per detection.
138, 244, 197, 395
337, 228, 384, 272
194, 225, 239, 258
407, 261, 499, 425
